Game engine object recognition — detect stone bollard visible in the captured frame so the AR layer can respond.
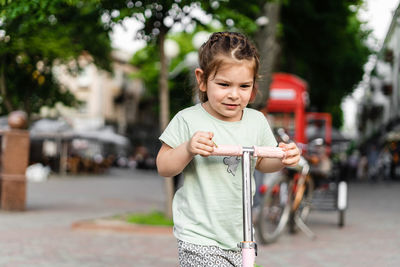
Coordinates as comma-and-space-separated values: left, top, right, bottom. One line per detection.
0, 111, 30, 211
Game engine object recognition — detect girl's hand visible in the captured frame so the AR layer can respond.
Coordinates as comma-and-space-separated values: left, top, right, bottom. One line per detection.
187, 131, 216, 157
279, 142, 301, 167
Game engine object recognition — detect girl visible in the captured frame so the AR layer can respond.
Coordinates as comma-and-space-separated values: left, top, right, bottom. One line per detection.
157, 32, 300, 267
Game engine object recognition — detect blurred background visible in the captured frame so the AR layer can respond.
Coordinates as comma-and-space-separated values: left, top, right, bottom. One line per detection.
0, 0, 399, 179
1, 0, 400, 266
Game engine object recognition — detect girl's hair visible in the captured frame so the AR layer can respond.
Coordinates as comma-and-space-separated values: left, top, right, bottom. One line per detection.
197, 32, 260, 103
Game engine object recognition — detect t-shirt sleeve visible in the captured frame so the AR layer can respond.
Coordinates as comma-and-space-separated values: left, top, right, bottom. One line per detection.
258, 112, 278, 147
159, 112, 190, 148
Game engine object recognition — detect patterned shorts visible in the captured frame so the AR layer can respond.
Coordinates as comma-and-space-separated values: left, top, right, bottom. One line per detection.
177, 239, 242, 267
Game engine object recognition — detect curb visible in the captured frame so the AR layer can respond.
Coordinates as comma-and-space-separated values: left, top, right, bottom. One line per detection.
71, 219, 173, 235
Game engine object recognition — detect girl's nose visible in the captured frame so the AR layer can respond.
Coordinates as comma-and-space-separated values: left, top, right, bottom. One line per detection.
228, 87, 239, 99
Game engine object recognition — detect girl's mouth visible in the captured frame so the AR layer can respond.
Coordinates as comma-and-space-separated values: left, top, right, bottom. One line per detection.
223, 103, 239, 110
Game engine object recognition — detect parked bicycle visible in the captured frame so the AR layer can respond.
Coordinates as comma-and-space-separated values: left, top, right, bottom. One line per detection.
256, 154, 314, 244
255, 129, 315, 244
255, 129, 348, 245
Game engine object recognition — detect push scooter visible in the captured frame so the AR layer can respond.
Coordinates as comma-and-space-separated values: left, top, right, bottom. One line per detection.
212, 145, 286, 267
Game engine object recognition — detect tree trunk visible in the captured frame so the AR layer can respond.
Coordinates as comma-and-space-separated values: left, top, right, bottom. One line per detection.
0, 59, 14, 113
252, 2, 281, 110
158, 29, 175, 219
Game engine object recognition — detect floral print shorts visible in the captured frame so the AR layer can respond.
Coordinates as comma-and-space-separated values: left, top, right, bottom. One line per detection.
177, 239, 242, 267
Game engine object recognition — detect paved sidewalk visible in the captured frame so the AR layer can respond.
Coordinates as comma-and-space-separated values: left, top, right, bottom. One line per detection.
0, 168, 178, 267
1, 168, 400, 266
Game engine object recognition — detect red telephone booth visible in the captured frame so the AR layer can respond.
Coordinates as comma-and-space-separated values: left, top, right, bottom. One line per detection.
261, 73, 308, 144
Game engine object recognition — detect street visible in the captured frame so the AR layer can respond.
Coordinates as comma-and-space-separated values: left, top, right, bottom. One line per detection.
1, 167, 400, 267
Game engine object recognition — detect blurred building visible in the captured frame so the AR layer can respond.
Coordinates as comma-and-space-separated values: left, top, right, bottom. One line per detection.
53, 49, 144, 135
357, 3, 400, 144
30, 50, 147, 174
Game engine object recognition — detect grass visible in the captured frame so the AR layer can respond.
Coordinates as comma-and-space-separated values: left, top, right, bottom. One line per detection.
124, 211, 173, 226
122, 211, 264, 266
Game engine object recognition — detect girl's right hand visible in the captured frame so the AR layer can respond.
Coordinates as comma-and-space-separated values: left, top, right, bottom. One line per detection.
187, 131, 215, 157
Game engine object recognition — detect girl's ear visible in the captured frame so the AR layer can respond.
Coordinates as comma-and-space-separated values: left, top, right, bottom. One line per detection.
249, 82, 258, 103
195, 68, 206, 92
249, 90, 256, 103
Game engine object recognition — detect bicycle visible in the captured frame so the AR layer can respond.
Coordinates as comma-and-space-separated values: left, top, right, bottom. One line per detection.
256, 129, 315, 244
211, 144, 286, 267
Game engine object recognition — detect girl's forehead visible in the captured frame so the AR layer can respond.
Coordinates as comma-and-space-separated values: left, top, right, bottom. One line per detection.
213, 59, 255, 77
217, 55, 255, 68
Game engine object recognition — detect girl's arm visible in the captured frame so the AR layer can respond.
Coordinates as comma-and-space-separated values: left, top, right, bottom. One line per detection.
256, 142, 300, 173
156, 131, 215, 177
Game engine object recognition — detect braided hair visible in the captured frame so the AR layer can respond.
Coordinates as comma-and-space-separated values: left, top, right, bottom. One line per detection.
197, 32, 260, 103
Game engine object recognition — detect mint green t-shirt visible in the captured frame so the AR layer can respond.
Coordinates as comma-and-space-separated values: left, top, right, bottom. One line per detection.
159, 103, 277, 250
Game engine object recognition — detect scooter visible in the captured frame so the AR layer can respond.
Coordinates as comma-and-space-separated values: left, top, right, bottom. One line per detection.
212, 144, 285, 267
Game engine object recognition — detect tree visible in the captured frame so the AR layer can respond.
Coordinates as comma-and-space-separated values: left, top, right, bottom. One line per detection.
101, 0, 212, 217
0, 0, 112, 117
278, 0, 371, 127
130, 32, 198, 118
252, 1, 282, 110
204, 0, 371, 128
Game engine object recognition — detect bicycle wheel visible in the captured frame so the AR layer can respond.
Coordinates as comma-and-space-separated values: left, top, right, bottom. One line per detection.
289, 176, 314, 233
256, 175, 292, 244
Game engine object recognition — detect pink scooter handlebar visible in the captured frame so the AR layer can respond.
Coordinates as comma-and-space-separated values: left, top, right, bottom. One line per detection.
212, 145, 286, 158
253, 146, 286, 158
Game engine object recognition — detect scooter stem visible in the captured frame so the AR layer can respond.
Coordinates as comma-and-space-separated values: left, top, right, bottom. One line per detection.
242, 148, 253, 242
211, 144, 285, 266
239, 148, 257, 267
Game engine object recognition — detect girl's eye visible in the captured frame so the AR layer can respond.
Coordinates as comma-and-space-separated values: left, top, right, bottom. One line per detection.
218, 83, 229, 87
240, 84, 252, 89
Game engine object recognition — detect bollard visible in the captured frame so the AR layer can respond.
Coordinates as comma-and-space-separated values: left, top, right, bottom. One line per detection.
0, 111, 30, 211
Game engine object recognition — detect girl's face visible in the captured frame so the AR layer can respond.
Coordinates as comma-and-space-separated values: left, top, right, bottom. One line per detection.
196, 59, 255, 122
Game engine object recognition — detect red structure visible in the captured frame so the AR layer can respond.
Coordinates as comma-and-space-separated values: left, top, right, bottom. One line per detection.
261, 73, 308, 144
261, 73, 332, 150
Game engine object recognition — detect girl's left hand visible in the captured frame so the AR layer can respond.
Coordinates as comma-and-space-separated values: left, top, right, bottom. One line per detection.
279, 142, 301, 167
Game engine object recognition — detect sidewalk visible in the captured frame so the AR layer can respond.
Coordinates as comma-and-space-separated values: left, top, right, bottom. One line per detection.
0, 168, 178, 267
1, 168, 400, 266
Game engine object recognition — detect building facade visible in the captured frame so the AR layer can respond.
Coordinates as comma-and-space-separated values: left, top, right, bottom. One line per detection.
53, 50, 144, 135
357, 3, 400, 143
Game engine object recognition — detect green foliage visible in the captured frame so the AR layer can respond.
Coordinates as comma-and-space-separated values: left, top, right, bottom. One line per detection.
0, 0, 112, 116
131, 44, 160, 98
201, 0, 264, 34
131, 31, 197, 118
278, 0, 371, 127
126, 211, 173, 226
122, 0, 265, 119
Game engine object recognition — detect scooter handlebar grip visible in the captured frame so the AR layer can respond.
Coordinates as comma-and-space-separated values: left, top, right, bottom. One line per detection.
253, 146, 285, 158
212, 145, 243, 156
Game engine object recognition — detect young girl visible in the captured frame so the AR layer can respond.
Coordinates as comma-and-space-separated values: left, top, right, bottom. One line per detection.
157, 31, 300, 266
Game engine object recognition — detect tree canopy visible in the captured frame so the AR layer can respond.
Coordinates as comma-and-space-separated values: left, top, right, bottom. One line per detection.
0, 0, 372, 128
0, 0, 112, 116
120, 0, 371, 127
278, 0, 371, 127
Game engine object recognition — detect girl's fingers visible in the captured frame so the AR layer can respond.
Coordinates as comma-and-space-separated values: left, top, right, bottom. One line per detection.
197, 143, 214, 152
285, 149, 299, 157
190, 133, 215, 156
194, 132, 215, 145
196, 137, 214, 148
279, 142, 300, 166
